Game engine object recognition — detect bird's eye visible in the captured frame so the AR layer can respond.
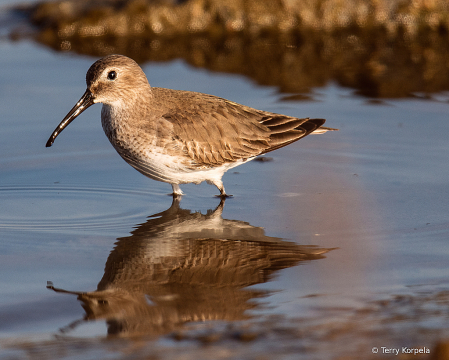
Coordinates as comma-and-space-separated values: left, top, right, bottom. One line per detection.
107, 71, 117, 80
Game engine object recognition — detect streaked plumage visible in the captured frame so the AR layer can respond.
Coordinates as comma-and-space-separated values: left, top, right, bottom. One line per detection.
46, 55, 337, 197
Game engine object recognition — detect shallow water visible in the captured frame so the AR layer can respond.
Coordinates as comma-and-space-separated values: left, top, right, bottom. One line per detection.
2, 8, 449, 360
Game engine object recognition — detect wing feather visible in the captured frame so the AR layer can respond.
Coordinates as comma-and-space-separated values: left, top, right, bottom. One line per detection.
149, 88, 330, 168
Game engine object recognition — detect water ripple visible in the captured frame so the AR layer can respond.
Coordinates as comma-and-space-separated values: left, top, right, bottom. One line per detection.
0, 185, 156, 232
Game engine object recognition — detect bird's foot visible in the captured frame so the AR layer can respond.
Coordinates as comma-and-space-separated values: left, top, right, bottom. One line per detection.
215, 193, 233, 198
170, 184, 184, 197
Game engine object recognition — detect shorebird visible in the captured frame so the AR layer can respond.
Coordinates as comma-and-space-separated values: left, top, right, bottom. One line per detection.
46, 55, 336, 197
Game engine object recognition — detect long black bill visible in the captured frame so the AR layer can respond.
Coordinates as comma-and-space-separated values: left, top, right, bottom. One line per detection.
45, 89, 94, 147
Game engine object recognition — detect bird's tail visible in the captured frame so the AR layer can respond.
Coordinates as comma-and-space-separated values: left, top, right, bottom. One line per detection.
311, 126, 339, 134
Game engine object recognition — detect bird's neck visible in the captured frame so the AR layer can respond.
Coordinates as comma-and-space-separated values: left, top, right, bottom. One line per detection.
101, 89, 153, 143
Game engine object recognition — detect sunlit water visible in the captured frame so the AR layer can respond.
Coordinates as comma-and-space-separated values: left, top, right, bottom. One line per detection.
1, 15, 449, 360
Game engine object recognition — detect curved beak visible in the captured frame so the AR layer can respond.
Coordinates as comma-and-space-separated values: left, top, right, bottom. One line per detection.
46, 89, 94, 147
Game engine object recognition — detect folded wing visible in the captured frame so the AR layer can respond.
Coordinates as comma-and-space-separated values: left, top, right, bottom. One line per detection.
158, 93, 329, 168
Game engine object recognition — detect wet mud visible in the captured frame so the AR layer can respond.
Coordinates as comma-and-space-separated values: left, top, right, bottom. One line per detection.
7, 0, 449, 98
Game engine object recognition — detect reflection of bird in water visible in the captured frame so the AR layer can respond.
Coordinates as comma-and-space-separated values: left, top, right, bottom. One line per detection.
48, 198, 334, 337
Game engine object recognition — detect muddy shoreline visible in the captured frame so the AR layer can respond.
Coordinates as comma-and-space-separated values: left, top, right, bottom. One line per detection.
9, 0, 449, 98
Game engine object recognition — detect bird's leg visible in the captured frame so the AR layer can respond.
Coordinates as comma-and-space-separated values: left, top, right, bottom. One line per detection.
212, 179, 232, 198
171, 184, 184, 197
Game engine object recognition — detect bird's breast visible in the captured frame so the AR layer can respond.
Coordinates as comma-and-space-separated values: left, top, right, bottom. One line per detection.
100, 104, 190, 175
101, 104, 127, 143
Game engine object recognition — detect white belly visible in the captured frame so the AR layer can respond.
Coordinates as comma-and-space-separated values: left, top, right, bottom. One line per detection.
124, 149, 249, 185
